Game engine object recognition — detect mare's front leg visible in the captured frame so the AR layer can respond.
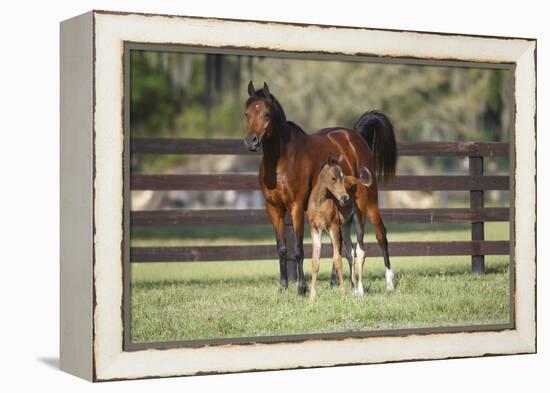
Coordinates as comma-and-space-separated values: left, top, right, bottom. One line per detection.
309, 227, 322, 301
330, 225, 353, 288
266, 203, 288, 290
291, 205, 307, 296
341, 221, 355, 290
329, 225, 345, 293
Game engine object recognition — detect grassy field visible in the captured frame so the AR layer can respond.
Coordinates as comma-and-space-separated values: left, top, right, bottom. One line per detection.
130, 222, 511, 344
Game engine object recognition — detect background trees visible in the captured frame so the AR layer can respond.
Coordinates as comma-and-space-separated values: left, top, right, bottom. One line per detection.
131, 50, 513, 144
130, 50, 512, 208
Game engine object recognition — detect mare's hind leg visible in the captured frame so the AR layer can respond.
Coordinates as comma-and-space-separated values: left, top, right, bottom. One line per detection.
341, 221, 355, 291
353, 214, 366, 295
367, 201, 394, 291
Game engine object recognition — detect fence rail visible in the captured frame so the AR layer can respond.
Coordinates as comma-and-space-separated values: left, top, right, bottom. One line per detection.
131, 138, 509, 157
131, 207, 509, 226
131, 174, 509, 191
129, 138, 511, 274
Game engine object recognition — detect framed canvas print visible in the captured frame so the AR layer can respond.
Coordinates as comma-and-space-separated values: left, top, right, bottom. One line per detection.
60, 10, 537, 382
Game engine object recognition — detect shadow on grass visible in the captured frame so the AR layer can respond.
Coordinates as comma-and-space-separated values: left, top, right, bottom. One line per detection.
132, 262, 509, 290
133, 275, 276, 289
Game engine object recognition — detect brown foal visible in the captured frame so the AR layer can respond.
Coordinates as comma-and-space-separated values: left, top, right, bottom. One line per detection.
307, 157, 374, 301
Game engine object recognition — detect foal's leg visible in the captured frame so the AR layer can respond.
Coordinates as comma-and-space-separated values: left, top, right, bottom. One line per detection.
341, 221, 355, 291
266, 203, 288, 290
353, 214, 366, 295
367, 200, 394, 291
291, 205, 307, 296
329, 225, 345, 293
310, 227, 322, 301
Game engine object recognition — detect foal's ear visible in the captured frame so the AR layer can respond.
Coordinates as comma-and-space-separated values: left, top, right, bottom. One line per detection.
359, 166, 373, 187
320, 155, 333, 169
248, 81, 256, 97
323, 155, 337, 168
263, 82, 271, 100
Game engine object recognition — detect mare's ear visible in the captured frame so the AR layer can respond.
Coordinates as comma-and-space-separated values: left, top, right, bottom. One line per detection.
359, 166, 373, 187
263, 82, 271, 101
248, 81, 256, 97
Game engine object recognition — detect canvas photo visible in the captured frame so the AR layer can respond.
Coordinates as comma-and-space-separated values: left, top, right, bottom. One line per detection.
126, 47, 513, 347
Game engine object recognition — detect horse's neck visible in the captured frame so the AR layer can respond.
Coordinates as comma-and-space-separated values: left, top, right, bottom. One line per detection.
311, 180, 330, 210
262, 124, 305, 170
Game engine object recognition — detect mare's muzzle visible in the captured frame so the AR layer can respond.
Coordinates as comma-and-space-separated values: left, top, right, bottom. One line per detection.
244, 131, 262, 152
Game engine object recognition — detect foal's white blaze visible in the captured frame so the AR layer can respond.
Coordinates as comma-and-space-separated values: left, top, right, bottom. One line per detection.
386, 268, 395, 291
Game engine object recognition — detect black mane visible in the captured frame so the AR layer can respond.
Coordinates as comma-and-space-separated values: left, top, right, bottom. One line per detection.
246, 89, 287, 124
247, 89, 309, 137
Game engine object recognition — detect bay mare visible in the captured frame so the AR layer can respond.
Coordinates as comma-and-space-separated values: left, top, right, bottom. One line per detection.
244, 82, 397, 295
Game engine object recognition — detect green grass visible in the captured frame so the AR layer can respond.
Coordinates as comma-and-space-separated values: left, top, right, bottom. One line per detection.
130, 222, 511, 344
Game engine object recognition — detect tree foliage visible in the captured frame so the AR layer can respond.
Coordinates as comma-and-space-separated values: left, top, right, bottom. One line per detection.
130, 50, 512, 172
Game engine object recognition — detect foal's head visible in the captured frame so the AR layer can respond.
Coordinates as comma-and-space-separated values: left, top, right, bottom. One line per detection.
319, 156, 349, 206
243, 81, 285, 152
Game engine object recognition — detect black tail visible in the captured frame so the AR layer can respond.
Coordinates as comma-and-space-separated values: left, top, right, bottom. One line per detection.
354, 111, 397, 184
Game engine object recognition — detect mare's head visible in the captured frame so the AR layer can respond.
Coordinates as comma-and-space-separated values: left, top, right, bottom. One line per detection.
319, 156, 349, 206
243, 81, 286, 152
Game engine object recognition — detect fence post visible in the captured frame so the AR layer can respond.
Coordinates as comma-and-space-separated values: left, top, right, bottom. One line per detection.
469, 154, 485, 274
285, 226, 298, 282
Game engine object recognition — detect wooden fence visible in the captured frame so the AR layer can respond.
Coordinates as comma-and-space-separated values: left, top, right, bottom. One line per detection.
130, 138, 510, 276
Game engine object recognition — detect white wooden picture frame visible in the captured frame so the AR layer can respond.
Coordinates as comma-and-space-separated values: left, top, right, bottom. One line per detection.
60, 10, 536, 381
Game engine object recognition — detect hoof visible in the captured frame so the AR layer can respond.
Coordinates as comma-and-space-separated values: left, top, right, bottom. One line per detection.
279, 279, 288, 291
298, 282, 308, 296
354, 284, 364, 296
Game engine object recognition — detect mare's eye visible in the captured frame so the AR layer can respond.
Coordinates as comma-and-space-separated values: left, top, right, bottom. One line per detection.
264, 113, 271, 119
331, 177, 336, 182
